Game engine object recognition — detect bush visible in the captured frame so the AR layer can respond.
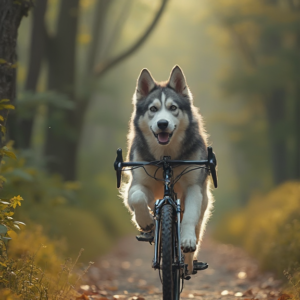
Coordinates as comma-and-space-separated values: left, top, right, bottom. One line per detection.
214, 181, 300, 298
0, 147, 118, 261
0, 193, 83, 299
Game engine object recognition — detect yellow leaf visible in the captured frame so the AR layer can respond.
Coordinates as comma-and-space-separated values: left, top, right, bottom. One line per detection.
10, 195, 24, 208
0, 59, 6, 64
1, 148, 17, 160
0, 104, 15, 110
5, 212, 14, 217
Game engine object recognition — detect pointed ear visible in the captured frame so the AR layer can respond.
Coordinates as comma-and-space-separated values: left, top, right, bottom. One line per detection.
168, 65, 188, 96
135, 68, 156, 101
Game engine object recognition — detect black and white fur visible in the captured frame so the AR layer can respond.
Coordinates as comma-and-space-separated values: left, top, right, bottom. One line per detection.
122, 66, 213, 274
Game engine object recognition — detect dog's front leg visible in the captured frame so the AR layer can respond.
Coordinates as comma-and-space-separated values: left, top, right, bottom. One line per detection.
181, 184, 203, 274
127, 184, 154, 231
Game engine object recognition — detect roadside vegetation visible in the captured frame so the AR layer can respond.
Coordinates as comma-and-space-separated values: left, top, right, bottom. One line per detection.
214, 181, 300, 299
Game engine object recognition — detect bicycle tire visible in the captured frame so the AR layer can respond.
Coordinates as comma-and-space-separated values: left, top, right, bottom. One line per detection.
173, 223, 181, 300
161, 204, 174, 299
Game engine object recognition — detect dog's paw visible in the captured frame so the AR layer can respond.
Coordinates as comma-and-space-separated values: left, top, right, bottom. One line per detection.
134, 213, 154, 232
140, 223, 154, 233
181, 233, 197, 253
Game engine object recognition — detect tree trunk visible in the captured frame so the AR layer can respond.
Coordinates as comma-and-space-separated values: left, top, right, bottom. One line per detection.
45, 0, 80, 180
0, 0, 32, 151
294, 88, 300, 179
265, 88, 287, 185
293, 28, 300, 180
14, 0, 48, 149
44, 0, 168, 180
260, 11, 288, 185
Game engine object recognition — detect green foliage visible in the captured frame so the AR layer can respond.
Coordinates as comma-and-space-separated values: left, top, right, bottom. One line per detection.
16, 91, 74, 120
214, 181, 300, 298
0, 145, 132, 260
0, 195, 25, 258
0, 146, 80, 208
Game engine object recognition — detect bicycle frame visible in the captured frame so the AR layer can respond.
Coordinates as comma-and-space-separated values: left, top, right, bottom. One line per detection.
152, 157, 183, 270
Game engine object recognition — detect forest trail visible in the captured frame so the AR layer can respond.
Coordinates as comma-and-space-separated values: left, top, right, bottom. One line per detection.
81, 234, 281, 300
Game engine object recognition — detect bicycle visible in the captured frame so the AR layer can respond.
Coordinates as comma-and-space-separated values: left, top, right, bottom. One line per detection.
114, 146, 218, 300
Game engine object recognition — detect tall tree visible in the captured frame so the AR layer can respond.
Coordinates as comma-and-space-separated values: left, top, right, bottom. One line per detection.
15, 0, 169, 180
0, 0, 32, 152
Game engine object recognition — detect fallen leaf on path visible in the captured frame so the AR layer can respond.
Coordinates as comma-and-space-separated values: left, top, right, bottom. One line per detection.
121, 261, 131, 269
113, 295, 126, 300
76, 295, 89, 300
128, 296, 145, 300
237, 271, 247, 279
278, 294, 292, 300
268, 291, 279, 298
243, 289, 253, 297
180, 292, 190, 297
137, 279, 147, 286
201, 284, 210, 289
221, 290, 233, 296
193, 292, 205, 296
106, 286, 118, 291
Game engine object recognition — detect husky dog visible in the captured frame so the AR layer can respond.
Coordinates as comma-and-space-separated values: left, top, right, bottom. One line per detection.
123, 66, 213, 274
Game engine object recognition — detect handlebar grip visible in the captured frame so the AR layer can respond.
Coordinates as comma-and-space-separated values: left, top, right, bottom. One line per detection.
114, 148, 123, 188
207, 147, 218, 188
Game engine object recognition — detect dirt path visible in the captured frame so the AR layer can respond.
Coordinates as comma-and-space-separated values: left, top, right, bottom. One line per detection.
81, 234, 281, 300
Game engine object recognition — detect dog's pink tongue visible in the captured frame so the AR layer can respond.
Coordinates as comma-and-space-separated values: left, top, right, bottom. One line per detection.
158, 133, 169, 143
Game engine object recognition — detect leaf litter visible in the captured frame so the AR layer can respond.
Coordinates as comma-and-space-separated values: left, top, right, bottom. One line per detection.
75, 235, 283, 300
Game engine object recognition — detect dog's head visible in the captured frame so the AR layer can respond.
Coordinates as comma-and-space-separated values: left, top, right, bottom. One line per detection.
133, 66, 193, 147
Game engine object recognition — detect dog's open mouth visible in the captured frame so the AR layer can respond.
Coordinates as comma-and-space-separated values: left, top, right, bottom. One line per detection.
157, 132, 171, 145
151, 127, 175, 145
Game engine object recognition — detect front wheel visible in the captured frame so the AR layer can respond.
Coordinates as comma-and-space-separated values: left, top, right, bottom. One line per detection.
161, 204, 180, 299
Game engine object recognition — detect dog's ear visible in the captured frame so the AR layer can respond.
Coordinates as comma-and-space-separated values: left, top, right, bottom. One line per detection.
168, 65, 189, 96
135, 69, 156, 101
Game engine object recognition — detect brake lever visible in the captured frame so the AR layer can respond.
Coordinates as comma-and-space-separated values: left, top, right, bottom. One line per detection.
114, 148, 123, 188
207, 147, 218, 188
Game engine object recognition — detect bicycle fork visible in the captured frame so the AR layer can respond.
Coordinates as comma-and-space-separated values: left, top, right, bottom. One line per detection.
152, 198, 184, 271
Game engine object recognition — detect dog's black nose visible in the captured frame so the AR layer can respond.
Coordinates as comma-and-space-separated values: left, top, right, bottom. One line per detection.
157, 119, 169, 130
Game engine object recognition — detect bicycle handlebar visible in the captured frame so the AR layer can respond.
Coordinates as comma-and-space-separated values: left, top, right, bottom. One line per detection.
114, 147, 218, 189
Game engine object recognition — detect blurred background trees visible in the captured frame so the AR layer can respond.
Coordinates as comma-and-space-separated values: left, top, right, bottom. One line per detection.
211, 0, 300, 201
10, 0, 168, 180
1, 0, 299, 294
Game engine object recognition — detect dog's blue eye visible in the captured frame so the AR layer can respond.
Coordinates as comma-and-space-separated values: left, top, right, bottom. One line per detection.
170, 105, 177, 111
150, 106, 158, 112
